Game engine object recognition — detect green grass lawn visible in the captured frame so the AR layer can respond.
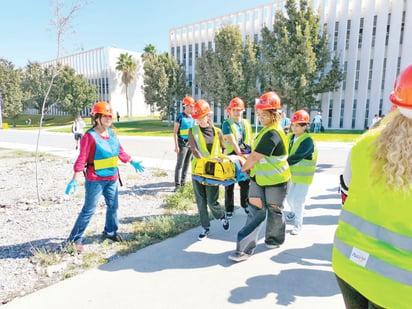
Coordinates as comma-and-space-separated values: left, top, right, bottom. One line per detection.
4, 114, 365, 142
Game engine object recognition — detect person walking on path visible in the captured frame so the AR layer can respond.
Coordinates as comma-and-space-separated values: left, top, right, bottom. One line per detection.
332, 64, 412, 309
65, 101, 145, 251
72, 115, 86, 150
312, 112, 322, 133
222, 97, 252, 218
280, 111, 291, 134
285, 110, 317, 236
188, 99, 229, 241
228, 91, 290, 262
173, 96, 195, 191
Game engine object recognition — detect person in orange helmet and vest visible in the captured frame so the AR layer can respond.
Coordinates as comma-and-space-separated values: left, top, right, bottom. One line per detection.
333, 65, 412, 309
228, 91, 290, 262
188, 99, 229, 241
285, 110, 317, 236
173, 96, 195, 191
222, 97, 252, 218
65, 101, 145, 251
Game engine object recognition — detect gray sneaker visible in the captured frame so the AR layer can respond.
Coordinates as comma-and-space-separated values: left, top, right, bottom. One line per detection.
221, 217, 230, 231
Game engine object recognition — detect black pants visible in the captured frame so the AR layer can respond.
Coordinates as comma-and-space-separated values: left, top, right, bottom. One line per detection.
335, 276, 385, 309
224, 179, 250, 212
174, 139, 192, 187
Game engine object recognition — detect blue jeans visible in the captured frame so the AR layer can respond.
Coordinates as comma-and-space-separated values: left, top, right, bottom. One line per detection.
68, 180, 119, 243
287, 182, 310, 230
236, 180, 288, 254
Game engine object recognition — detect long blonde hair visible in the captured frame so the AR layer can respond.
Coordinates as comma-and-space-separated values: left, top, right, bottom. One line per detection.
371, 109, 412, 191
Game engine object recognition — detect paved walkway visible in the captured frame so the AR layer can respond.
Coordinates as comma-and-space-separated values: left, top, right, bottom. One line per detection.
1, 137, 346, 309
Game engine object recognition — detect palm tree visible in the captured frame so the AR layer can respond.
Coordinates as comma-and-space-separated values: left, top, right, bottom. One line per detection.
116, 53, 138, 117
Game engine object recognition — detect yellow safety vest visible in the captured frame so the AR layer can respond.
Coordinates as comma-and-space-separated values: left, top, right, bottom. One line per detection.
224, 118, 252, 154
250, 124, 290, 186
191, 125, 221, 172
287, 133, 317, 184
332, 129, 412, 309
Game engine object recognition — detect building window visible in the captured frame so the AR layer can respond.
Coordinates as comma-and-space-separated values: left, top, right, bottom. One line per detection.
352, 99, 357, 129
358, 18, 364, 49
188, 45, 193, 66
246, 12, 251, 22
381, 58, 387, 90
230, 16, 235, 24
340, 99, 344, 128
355, 60, 360, 90
345, 20, 351, 50
400, 11, 405, 44
171, 47, 175, 57
254, 10, 259, 20
385, 13, 391, 46
238, 14, 243, 23
372, 15, 377, 47
195, 43, 199, 58
368, 60, 373, 90
208, 41, 213, 50
328, 99, 333, 127
365, 99, 370, 129
397, 57, 401, 76
334, 21, 339, 51
342, 61, 347, 90
215, 20, 220, 28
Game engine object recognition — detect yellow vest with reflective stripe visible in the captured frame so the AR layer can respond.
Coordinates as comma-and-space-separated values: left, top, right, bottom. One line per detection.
287, 133, 317, 184
250, 124, 290, 186
332, 129, 412, 309
224, 118, 252, 154
191, 125, 221, 172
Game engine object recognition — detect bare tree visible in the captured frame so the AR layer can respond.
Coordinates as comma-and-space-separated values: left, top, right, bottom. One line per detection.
35, 0, 88, 202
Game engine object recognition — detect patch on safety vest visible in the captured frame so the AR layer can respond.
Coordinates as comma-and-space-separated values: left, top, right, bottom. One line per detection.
350, 247, 369, 267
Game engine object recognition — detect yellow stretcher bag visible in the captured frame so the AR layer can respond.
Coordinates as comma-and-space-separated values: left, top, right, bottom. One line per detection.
193, 155, 236, 181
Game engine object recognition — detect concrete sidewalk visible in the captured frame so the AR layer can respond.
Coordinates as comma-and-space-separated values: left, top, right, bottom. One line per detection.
3, 169, 345, 308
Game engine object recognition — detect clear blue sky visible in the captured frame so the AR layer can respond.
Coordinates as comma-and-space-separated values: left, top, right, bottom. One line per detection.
1, 0, 276, 68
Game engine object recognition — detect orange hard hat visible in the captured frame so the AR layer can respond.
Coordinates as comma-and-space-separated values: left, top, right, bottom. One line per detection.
182, 96, 195, 106
255, 91, 281, 110
291, 110, 310, 124
192, 100, 211, 119
390, 64, 412, 109
227, 97, 245, 111
91, 101, 113, 116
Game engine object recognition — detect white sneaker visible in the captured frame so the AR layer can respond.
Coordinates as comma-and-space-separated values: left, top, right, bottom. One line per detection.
228, 252, 251, 262
291, 227, 300, 235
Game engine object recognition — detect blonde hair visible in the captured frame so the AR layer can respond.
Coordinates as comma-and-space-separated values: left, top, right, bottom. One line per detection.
371, 109, 412, 191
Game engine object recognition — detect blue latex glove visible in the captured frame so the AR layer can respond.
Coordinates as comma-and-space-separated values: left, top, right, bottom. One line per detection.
65, 179, 78, 195
131, 160, 145, 173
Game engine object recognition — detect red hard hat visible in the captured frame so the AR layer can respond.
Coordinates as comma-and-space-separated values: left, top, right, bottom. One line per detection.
227, 97, 245, 111
255, 91, 281, 110
291, 110, 310, 123
192, 100, 211, 119
182, 96, 195, 106
91, 101, 113, 116
390, 64, 412, 109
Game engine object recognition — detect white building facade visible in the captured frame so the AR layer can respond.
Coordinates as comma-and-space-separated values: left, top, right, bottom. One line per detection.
43, 46, 150, 117
169, 0, 412, 130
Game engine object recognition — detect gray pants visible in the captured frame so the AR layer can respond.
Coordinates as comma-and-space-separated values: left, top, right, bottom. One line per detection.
236, 179, 288, 254
192, 179, 224, 229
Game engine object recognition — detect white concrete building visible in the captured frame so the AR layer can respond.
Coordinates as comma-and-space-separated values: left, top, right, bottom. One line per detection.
43, 46, 150, 118
169, 0, 412, 130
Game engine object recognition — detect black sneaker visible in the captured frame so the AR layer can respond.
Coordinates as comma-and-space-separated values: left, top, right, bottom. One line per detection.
198, 228, 210, 241
226, 211, 233, 219
221, 217, 230, 231
102, 231, 123, 242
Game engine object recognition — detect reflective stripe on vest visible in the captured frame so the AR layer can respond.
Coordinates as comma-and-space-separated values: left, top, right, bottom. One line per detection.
179, 114, 194, 140
334, 236, 412, 286
89, 128, 120, 177
191, 125, 221, 172
250, 124, 290, 186
224, 118, 252, 154
287, 133, 317, 184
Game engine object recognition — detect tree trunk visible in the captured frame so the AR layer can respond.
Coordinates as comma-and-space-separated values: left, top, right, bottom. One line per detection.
125, 84, 130, 117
